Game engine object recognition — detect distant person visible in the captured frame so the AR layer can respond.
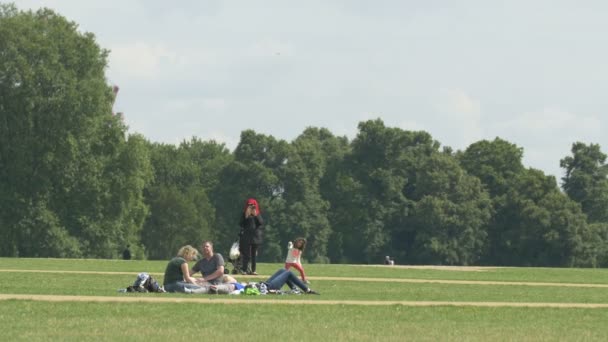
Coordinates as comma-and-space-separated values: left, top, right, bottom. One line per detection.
384, 256, 394, 265
239, 198, 264, 275
285, 238, 309, 283
122, 245, 132, 260
163, 245, 209, 293
190, 241, 236, 285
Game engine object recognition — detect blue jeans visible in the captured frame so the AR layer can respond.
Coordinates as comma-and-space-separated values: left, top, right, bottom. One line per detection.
164, 281, 208, 294
265, 269, 309, 292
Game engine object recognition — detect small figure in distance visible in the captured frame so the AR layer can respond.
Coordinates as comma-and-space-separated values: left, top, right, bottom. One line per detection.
122, 245, 132, 260
384, 256, 394, 265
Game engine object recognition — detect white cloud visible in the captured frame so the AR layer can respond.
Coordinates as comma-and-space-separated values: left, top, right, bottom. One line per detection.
247, 38, 295, 58
164, 98, 227, 112
495, 108, 602, 142
490, 107, 603, 180
203, 130, 239, 151
433, 88, 483, 147
446, 89, 481, 117
109, 42, 177, 79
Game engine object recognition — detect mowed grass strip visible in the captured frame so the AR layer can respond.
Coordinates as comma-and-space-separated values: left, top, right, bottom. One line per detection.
6, 269, 608, 289
2, 300, 608, 341
4, 294, 608, 308
4, 257, 608, 284
2, 271, 608, 304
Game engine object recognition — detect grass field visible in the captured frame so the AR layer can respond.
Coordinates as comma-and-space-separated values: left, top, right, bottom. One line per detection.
1, 258, 608, 341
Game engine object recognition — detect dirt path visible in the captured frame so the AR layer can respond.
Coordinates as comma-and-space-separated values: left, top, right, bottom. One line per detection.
1, 294, 608, 308
2, 269, 608, 288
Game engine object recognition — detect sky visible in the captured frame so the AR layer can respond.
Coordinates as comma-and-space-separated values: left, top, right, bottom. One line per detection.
14, 0, 608, 182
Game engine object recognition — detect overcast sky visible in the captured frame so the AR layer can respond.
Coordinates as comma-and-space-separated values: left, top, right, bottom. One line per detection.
14, 0, 608, 182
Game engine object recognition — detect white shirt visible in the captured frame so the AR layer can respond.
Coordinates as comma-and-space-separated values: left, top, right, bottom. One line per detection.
285, 242, 302, 264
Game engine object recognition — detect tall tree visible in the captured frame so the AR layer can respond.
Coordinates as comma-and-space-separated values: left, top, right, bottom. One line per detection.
325, 119, 440, 263
493, 169, 590, 266
0, 5, 151, 257
274, 127, 345, 263
561, 142, 608, 223
407, 153, 492, 265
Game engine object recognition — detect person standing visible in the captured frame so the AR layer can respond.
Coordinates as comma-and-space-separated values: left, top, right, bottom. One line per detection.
239, 198, 264, 275
122, 245, 132, 260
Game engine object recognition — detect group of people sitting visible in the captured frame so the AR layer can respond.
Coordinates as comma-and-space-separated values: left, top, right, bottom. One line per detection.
162, 241, 319, 295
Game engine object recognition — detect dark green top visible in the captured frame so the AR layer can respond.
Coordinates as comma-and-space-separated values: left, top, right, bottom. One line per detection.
163, 257, 187, 285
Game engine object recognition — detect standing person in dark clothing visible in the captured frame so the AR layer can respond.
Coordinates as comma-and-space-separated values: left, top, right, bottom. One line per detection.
239, 198, 264, 275
122, 245, 132, 260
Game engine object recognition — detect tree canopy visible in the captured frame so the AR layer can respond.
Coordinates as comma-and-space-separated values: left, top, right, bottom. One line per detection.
2, 5, 608, 266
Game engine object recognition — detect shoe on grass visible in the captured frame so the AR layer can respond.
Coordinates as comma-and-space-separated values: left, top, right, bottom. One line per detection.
305, 289, 320, 295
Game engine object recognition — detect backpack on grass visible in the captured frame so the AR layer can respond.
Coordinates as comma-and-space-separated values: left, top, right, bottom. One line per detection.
126, 272, 165, 293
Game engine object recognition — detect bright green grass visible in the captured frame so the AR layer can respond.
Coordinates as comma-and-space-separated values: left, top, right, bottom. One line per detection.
3, 258, 608, 341
3, 257, 608, 284
2, 301, 608, 341
2, 271, 608, 303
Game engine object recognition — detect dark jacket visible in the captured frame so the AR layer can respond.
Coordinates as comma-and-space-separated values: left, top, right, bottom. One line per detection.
239, 214, 264, 245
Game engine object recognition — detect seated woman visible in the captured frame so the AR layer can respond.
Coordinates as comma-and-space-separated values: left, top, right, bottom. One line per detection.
163, 245, 211, 294
263, 269, 319, 294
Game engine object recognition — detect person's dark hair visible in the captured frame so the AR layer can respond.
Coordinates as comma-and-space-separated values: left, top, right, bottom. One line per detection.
294, 237, 307, 251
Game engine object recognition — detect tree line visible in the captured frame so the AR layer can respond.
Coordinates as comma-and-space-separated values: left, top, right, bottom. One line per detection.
2, 5, 608, 266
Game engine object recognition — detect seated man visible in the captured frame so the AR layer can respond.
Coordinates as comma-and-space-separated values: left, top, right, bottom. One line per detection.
191, 241, 236, 285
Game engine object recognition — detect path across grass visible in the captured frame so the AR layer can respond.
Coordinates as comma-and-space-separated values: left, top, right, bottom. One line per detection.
3, 259, 608, 340
3, 293, 608, 308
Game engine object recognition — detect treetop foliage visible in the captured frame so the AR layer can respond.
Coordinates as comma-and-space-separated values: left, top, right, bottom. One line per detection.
2, 5, 608, 266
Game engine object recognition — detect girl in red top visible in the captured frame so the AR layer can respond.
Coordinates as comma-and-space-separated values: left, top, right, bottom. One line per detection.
284, 237, 308, 283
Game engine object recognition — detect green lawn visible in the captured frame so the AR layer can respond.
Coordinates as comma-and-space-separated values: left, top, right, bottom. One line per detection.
1, 258, 608, 341
4, 257, 608, 284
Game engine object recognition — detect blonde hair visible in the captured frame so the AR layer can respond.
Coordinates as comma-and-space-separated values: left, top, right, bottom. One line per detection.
177, 245, 198, 258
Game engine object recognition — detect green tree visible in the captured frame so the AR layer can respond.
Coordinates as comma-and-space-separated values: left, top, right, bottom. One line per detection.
271, 127, 346, 263
459, 138, 596, 266
212, 130, 290, 261
560, 142, 608, 223
142, 185, 212, 260
179, 137, 232, 192
325, 119, 440, 263
457, 138, 525, 197
0, 5, 151, 257
495, 169, 589, 266
408, 153, 492, 265
141, 141, 214, 259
